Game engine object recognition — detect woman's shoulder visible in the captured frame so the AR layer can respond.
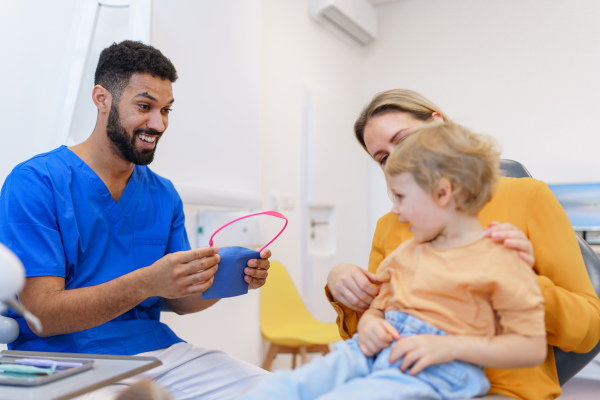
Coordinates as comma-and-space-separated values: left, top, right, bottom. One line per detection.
481, 177, 557, 228
492, 176, 553, 204
376, 211, 399, 226
497, 176, 547, 193
375, 212, 411, 234
373, 212, 413, 249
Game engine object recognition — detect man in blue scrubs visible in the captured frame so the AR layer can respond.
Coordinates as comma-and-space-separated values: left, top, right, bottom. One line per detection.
0, 40, 270, 399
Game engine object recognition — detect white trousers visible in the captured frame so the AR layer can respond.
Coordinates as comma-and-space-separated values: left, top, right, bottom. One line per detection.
76, 342, 270, 400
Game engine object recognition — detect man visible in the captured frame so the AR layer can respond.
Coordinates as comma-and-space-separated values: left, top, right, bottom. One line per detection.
0, 40, 270, 399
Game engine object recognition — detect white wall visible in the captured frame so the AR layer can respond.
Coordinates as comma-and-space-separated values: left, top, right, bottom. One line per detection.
149, 0, 262, 197
0, 0, 78, 182
260, 0, 370, 310
164, 0, 372, 370
365, 0, 600, 225
125, 0, 372, 370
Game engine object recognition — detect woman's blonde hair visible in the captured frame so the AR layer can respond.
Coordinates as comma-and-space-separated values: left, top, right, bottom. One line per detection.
354, 89, 450, 153
385, 122, 500, 214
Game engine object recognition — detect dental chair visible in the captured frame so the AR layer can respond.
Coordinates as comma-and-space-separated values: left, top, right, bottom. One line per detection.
500, 159, 600, 385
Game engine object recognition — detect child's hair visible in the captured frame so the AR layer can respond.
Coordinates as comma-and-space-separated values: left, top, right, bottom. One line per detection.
385, 122, 500, 214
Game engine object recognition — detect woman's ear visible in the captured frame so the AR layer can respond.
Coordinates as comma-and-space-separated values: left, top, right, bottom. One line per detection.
431, 112, 444, 122
91, 85, 111, 113
433, 178, 453, 206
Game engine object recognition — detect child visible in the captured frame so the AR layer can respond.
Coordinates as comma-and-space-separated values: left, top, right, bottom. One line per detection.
240, 122, 546, 400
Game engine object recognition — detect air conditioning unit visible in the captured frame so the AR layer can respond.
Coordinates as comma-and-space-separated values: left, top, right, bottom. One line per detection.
308, 0, 378, 46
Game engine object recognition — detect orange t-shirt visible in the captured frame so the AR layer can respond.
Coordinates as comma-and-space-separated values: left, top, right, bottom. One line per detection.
371, 237, 545, 338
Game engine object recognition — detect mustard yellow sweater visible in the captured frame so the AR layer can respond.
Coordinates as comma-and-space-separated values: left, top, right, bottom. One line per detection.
326, 177, 600, 400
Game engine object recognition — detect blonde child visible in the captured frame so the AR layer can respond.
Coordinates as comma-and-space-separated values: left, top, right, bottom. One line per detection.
240, 122, 546, 400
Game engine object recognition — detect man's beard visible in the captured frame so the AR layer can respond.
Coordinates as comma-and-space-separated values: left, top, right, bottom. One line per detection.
106, 103, 160, 165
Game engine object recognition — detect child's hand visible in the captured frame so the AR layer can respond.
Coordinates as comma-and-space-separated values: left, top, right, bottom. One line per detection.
358, 314, 401, 356
389, 334, 457, 375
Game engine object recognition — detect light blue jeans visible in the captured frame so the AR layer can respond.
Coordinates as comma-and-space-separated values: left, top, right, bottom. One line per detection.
240, 311, 490, 400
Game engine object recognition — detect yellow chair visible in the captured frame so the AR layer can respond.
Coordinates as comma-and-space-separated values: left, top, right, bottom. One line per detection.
260, 261, 341, 371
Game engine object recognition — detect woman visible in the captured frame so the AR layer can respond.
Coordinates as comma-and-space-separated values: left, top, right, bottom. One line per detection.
325, 89, 600, 400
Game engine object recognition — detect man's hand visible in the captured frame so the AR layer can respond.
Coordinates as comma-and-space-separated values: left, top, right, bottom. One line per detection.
146, 247, 220, 298
245, 248, 271, 289
484, 221, 534, 267
327, 264, 379, 312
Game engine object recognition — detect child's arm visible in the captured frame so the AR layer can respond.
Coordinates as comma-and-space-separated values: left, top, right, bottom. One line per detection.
357, 308, 401, 356
389, 333, 547, 376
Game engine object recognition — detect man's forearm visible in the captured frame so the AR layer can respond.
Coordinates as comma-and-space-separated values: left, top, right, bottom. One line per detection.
19, 268, 153, 336
19, 248, 221, 336
165, 295, 219, 315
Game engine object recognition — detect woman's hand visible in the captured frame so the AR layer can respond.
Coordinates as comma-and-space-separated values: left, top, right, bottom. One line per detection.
327, 263, 379, 312
484, 222, 534, 267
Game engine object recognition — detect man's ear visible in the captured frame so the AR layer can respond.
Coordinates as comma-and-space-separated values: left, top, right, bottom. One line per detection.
92, 85, 111, 113
433, 178, 453, 207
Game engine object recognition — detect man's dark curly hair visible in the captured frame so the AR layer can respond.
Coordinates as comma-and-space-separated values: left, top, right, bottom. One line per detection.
94, 40, 178, 102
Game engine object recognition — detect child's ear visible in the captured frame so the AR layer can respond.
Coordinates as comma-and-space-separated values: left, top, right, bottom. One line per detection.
433, 178, 453, 206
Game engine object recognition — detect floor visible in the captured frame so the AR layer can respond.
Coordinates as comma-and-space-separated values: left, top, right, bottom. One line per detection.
559, 377, 600, 399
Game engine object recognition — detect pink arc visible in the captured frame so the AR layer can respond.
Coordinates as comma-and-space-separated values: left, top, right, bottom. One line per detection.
208, 210, 288, 253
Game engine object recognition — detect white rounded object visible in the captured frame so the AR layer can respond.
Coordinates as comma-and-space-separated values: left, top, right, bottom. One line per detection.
0, 242, 25, 302
0, 315, 19, 343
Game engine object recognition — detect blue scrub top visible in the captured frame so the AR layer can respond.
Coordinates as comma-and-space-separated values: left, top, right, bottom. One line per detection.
0, 146, 189, 355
